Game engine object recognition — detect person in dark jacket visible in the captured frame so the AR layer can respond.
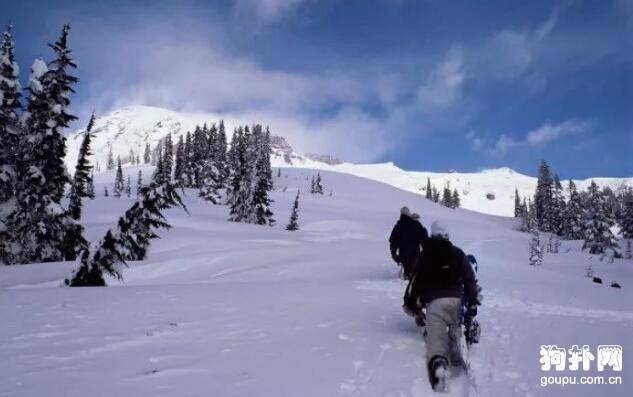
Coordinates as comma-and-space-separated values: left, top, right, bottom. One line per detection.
388, 206, 428, 280
402, 221, 479, 392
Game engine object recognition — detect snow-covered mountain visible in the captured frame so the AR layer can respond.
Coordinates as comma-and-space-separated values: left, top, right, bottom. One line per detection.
66, 106, 633, 217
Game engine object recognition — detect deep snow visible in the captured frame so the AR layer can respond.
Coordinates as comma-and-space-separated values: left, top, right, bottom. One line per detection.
1, 167, 631, 397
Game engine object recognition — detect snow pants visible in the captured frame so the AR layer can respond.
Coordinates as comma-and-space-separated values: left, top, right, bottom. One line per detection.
425, 297, 463, 366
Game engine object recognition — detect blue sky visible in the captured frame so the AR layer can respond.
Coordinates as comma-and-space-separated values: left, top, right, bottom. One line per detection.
5, 0, 633, 178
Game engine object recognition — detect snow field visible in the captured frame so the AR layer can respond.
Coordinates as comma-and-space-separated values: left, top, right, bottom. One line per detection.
1, 167, 632, 396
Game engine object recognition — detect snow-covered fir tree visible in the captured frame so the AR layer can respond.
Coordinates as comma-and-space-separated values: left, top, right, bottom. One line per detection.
113, 157, 124, 198
228, 126, 252, 222
199, 146, 222, 204
40, 24, 76, 202
65, 182, 186, 286
582, 181, 620, 258
534, 160, 554, 232
173, 134, 185, 186
67, 113, 95, 220
162, 133, 174, 182
311, 173, 324, 195
563, 179, 584, 239
451, 189, 460, 209
0, 25, 21, 216
3, 57, 64, 264
152, 145, 164, 184
125, 175, 131, 198
183, 130, 194, 187
425, 178, 432, 200
441, 183, 452, 208
286, 190, 300, 231
514, 189, 522, 217
617, 186, 633, 258
143, 142, 151, 164
528, 209, 543, 266
213, 120, 229, 186
432, 186, 440, 203
136, 170, 143, 196
549, 175, 566, 236
192, 125, 208, 187
250, 125, 275, 225
106, 147, 115, 170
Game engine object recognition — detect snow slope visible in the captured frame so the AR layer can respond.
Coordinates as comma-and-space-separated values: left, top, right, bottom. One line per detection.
1, 167, 631, 397
65, 106, 633, 217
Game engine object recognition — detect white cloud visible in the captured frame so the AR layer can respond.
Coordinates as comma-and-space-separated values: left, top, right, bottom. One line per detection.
526, 119, 589, 145
491, 134, 521, 155
465, 131, 483, 151
417, 45, 465, 108
233, 0, 313, 25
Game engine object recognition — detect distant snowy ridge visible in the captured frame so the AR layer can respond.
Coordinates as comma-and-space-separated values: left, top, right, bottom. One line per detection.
65, 105, 633, 217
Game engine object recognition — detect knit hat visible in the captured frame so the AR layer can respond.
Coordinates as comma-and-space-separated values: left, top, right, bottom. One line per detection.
431, 220, 449, 239
400, 206, 411, 217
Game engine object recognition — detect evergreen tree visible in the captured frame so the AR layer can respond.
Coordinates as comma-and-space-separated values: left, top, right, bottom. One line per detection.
143, 142, 151, 164
286, 190, 300, 231
228, 126, 252, 222
426, 178, 432, 200
0, 25, 21, 213
617, 186, 633, 258
432, 186, 440, 203
162, 133, 173, 182
136, 170, 143, 196
173, 134, 185, 185
68, 114, 95, 220
250, 125, 275, 225
152, 145, 164, 184
3, 57, 65, 264
311, 173, 324, 195
199, 150, 222, 204
528, 207, 543, 266
183, 131, 194, 187
441, 183, 452, 207
519, 198, 530, 232
563, 180, 584, 239
550, 175, 565, 236
106, 147, 115, 170
514, 189, 522, 217
66, 182, 186, 286
125, 175, 131, 198
452, 189, 460, 209
534, 160, 554, 232
214, 120, 229, 185
40, 24, 76, 203
582, 181, 620, 258
192, 125, 208, 187
113, 157, 123, 198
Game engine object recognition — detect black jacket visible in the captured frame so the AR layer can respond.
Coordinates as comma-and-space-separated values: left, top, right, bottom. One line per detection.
389, 215, 428, 263
404, 236, 479, 311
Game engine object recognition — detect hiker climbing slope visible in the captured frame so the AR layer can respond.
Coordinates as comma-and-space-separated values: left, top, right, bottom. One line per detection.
388, 206, 428, 280
402, 221, 480, 392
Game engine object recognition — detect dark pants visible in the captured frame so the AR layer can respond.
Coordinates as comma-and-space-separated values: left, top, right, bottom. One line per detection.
401, 252, 419, 280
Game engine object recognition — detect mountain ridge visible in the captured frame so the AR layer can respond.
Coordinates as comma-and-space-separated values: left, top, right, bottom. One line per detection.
65, 105, 633, 217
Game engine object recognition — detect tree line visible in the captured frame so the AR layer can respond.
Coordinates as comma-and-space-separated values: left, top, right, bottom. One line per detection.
517, 160, 633, 265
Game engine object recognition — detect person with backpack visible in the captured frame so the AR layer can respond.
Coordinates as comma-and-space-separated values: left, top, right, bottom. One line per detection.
402, 221, 480, 392
388, 206, 428, 280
